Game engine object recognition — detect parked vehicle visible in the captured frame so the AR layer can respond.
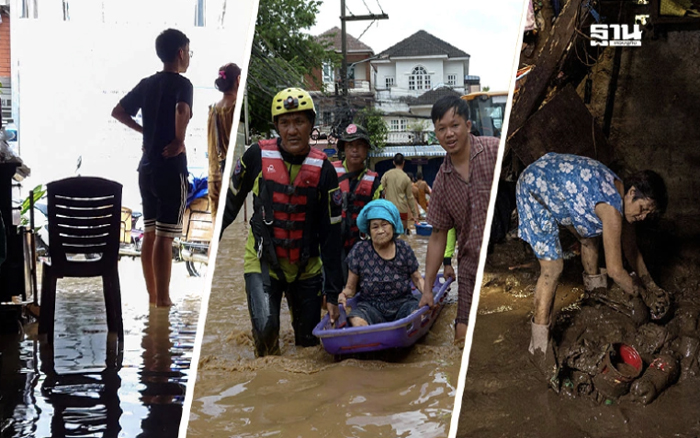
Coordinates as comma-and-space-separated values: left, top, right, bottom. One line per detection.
462, 91, 508, 138
118, 174, 212, 278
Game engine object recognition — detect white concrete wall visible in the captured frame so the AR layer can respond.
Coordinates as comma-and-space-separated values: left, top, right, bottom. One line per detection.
14, 2, 257, 209
375, 63, 396, 90
444, 60, 465, 86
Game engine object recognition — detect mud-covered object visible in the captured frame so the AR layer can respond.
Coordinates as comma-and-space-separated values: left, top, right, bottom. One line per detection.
630, 354, 680, 405
630, 323, 672, 363
671, 336, 700, 381
591, 343, 643, 399
560, 339, 608, 375
665, 306, 700, 338
588, 286, 650, 326
562, 371, 595, 398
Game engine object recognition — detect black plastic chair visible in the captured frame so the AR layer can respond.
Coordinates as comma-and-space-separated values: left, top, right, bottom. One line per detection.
38, 177, 124, 342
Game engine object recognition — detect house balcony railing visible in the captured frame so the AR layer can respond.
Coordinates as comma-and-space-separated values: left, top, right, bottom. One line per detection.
321, 79, 372, 94
386, 131, 431, 145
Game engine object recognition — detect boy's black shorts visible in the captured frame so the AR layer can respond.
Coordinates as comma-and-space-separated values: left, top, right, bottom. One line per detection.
139, 169, 188, 238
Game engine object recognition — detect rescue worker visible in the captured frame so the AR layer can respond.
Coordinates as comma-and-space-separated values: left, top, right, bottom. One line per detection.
332, 121, 382, 278
220, 87, 344, 357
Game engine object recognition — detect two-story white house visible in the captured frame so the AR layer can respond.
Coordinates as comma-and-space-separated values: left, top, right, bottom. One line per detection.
370, 30, 477, 145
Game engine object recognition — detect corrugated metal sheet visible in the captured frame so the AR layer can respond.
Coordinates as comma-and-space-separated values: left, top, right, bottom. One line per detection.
369, 145, 446, 158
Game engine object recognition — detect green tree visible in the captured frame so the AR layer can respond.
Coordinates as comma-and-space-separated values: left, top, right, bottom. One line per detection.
482, 86, 491, 92
354, 107, 388, 151
246, 0, 338, 136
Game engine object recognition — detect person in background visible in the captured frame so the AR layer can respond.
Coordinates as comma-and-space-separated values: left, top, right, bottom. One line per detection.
409, 172, 423, 220
415, 171, 432, 213
332, 120, 382, 280
112, 28, 193, 307
381, 153, 419, 233
423, 95, 500, 347
207, 63, 241, 225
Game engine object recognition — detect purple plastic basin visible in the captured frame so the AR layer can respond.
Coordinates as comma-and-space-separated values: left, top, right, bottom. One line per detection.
313, 274, 453, 355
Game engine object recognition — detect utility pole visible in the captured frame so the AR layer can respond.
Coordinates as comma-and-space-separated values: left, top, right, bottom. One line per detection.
339, 0, 388, 97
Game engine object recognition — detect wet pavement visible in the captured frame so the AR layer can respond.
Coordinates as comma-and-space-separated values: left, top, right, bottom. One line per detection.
187, 222, 464, 438
457, 237, 700, 438
0, 258, 204, 437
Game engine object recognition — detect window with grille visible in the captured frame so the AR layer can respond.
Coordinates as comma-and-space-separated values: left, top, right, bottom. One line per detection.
409, 66, 429, 90
447, 74, 457, 86
322, 62, 335, 84
385, 76, 395, 88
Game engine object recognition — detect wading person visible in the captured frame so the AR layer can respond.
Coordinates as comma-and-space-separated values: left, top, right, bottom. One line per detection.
338, 200, 427, 326
220, 87, 344, 356
332, 121, 382, 278
415, 171, 432, 213
112, 28, 193, 307
207, 62, 241, 226
381, 153, 419, 233
516, 152, 669, 385
423, 95, 500, 346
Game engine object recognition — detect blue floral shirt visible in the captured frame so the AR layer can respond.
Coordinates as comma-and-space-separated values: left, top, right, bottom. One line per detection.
516, 153, 623, 259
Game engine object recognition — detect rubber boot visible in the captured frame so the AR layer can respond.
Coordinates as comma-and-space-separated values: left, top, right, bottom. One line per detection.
528, 320, 561, 392
583, 268, 608, 292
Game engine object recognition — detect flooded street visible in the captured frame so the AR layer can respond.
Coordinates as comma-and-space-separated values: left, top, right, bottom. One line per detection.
0, 258, 203, 437
457, 237, 700, 438
188, 222, 463, 437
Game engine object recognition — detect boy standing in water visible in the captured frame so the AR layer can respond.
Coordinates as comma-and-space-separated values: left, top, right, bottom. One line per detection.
111, 28, 193, 307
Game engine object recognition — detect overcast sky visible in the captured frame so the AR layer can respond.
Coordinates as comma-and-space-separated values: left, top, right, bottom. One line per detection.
309, 0, 526, 91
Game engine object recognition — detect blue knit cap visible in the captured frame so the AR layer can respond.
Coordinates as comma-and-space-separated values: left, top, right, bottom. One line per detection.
356, 199, 404, 236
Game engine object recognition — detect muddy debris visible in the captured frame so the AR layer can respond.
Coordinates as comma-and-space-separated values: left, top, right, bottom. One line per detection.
630, 354, 680, 405
555, 283, 700, 405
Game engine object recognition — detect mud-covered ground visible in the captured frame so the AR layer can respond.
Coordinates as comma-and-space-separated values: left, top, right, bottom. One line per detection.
457, 233, 700, 438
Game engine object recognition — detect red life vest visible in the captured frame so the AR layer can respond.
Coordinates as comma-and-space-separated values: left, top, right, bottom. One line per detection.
259, 139, 326, 264
332, 160, 377, 250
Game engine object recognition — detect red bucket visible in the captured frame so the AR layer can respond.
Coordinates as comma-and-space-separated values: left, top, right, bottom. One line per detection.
592, 343, 643, 399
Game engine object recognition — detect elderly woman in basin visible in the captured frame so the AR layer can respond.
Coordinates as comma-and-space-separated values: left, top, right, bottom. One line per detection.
338, 200, 429, 327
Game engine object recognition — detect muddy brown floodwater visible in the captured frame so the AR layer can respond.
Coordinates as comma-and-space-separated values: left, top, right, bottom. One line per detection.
188, 222, 464, 437
457, 236, 700, 438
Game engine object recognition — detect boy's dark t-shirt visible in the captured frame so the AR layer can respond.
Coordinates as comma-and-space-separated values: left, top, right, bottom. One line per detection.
120, 71, 193, 174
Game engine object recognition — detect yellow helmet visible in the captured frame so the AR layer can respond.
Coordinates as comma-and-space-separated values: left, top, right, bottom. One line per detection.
271, 87, 316, 121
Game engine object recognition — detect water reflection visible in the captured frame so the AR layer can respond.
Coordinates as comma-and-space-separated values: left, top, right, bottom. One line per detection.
138, 307, 183, 438
38, 337, 122, 437
0, 333, 40, 437
0, 259, 202, 438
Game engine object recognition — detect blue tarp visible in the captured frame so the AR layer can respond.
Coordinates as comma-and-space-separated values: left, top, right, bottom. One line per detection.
186, 174, 209, 208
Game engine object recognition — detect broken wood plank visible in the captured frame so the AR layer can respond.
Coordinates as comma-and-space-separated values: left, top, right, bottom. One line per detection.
508, 0, 582, 137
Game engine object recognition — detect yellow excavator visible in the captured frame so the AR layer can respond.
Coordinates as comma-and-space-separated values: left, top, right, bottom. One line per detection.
461, 91, 508, 138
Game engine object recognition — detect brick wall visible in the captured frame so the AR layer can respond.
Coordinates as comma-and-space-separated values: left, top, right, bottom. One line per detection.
0, 12, 10, 77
